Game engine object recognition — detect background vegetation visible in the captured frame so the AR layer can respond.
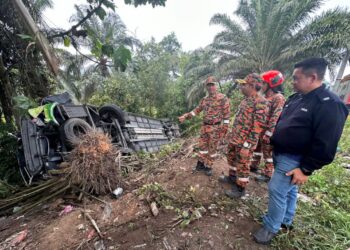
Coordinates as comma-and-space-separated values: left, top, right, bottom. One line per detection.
0, 1, 349, 247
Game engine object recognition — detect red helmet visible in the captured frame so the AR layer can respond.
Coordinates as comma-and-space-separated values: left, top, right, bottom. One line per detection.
261, 70, 284, 88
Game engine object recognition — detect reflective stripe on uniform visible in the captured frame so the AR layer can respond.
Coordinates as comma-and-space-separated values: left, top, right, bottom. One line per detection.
199, 150, 208, 154
243, 142, 251, 148
253, 152, 263, 156
265, 131, 273, 137
266, 158, 273, 163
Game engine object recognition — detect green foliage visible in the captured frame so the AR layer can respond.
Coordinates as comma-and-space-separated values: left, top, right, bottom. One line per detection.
113, 45, 132, 71
0, 123, 21, 186
89, 35, 188, 119
157, 142, 182, 158
17, 34, 34, 41
63, 36, 71, 47
124, 0, 166, 7
13, 95, 37, 117
274, 201, 350, 249
0, 180, 17, 199
138, 182, 175, 207
338, 117, 350, 155
95, 6, 107, 20
210, 0, 350, 77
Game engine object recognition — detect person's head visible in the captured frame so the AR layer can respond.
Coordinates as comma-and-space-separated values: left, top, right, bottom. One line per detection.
293, 58, 328, 94
240, 73, 263, 97
204, 76, 218, 95
261, 70, 284, 94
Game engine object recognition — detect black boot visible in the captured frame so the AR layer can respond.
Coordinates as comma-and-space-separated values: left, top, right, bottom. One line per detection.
203, 166, 212, 176
194, 161, 206, 171
250, 167, 258, 173
218, 175, 236, 185
255, 175, 271, 183
253, 226, 276, 245
224, 184, 245, 198
281, 223, 294, 231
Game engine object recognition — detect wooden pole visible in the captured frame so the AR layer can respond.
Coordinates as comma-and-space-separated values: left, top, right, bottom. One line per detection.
333, 50, 350, 93
12, 0, 59, 76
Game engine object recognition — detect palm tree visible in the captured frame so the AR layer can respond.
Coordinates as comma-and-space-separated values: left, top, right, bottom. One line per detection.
210, 0, 350, 76
54, 9, 141, 103
183, 48, 217, 108
71, 8, 140, 76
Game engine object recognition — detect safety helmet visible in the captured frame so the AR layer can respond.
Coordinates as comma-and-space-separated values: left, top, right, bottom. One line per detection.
261, 70, 284, 88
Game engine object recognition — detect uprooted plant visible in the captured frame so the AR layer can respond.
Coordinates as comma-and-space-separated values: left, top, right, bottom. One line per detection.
68, 130, 122, 195
0, 130, 123, 215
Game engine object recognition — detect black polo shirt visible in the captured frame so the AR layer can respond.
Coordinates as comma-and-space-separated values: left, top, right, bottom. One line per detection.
271, 84, 349, 175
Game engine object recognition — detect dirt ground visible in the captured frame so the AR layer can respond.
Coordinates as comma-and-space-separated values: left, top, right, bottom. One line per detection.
0, 149, 273, 250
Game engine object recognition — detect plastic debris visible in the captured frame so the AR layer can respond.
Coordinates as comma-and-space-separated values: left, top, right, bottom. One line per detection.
150, 202, 159, 217
59, 205, 74, 216
0, 229, 28, 249
112, 188, 123, 198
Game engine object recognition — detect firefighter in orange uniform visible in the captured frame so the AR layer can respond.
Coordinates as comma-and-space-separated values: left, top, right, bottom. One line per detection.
179, 76, 231, 176
251, 70, 286, 182
219, 73, 268, 198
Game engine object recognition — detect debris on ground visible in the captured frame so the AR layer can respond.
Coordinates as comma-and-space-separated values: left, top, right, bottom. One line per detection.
0, 138, 270, 249
59, 205, 74, 216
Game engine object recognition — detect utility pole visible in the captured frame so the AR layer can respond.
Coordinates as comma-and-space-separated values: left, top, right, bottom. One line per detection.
12, 0, 59, 76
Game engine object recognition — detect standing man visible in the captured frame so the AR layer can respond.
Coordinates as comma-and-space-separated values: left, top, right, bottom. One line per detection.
178, 76, 230, 176
251, 70, 286, 182
220, 73, 269, 198
253, 58, 349, 244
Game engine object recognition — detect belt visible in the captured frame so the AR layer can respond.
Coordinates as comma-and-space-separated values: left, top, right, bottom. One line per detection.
203, 121, 222, 125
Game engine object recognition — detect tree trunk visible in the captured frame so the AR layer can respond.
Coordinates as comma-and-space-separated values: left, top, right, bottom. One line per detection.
12, 0, 59, 76
333, 50, 350, 93
0, 54, 14, 124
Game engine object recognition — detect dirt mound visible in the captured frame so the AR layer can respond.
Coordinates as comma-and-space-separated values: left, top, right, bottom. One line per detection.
0, 146, 270, 250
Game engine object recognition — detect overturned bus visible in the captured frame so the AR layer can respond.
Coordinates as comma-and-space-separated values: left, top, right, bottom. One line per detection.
17, 93, 180, 185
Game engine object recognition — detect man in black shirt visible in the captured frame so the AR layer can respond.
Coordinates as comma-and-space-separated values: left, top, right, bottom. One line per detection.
253, 58, 349, 244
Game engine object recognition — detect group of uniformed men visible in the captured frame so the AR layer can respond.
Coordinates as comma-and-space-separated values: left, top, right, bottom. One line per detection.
179, 69, 285, 198
178, 57, 349, 245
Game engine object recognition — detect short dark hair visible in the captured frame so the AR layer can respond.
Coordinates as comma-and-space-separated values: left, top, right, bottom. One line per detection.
294, 58, 328, 80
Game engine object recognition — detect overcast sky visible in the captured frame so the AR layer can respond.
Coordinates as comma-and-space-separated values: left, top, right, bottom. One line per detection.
44, 0, 350, 74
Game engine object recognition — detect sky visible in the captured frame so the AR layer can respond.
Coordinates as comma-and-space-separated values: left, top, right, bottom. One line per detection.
44, 0, 350, 75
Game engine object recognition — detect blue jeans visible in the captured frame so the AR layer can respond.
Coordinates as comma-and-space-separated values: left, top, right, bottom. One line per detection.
263, 152, 302, 233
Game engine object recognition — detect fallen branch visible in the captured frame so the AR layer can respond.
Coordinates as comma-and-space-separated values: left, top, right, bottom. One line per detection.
82, 210, 103, 239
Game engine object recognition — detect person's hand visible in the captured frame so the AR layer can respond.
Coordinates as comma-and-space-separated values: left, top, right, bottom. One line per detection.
286, 168, 309, 185
222, 124, 229, 135
178, 115, 186, 123
240, 147, 250, 158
